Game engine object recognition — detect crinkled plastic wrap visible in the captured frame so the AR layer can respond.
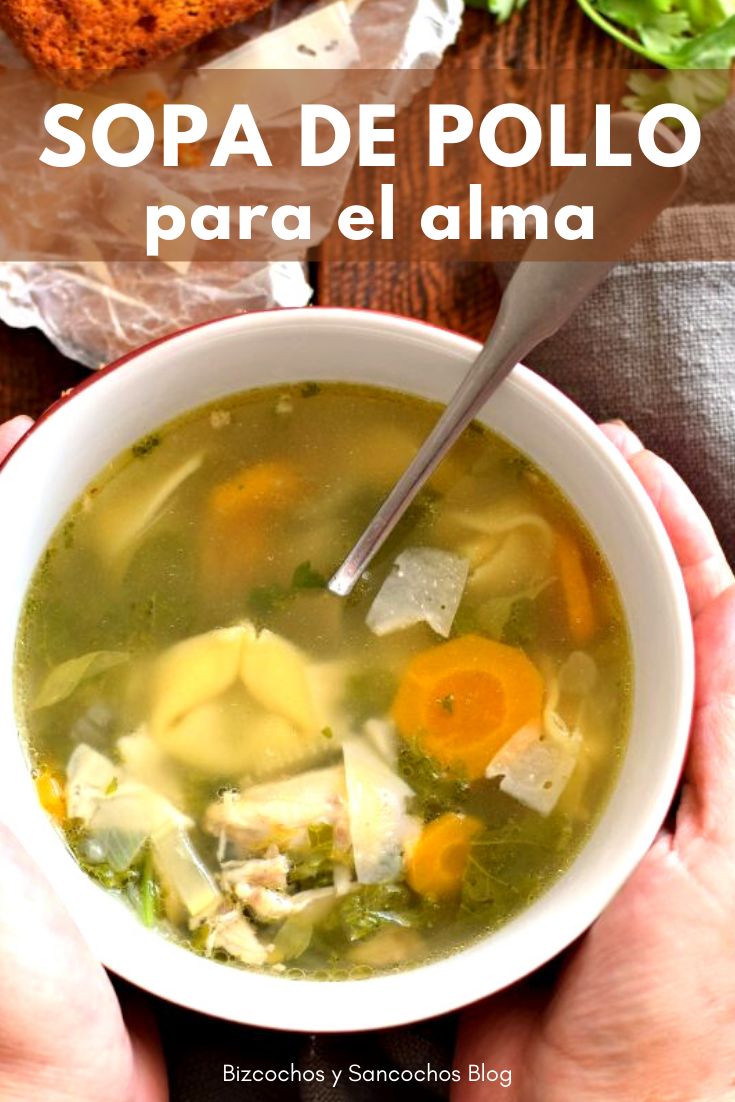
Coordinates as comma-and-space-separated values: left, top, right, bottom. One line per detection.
0, 0, 462, 368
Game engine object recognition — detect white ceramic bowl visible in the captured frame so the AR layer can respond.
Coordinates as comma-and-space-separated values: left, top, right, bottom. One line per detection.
0, 308, 693, 1032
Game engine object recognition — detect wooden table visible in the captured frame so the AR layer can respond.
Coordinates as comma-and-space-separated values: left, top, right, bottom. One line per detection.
0, 1, 634, 422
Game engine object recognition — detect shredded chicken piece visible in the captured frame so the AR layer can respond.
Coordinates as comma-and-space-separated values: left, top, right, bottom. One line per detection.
220, 854, 290, 894
218, 850, 338, 923
333, 863, 353, 896
206, 909, 268, 966
204, 765, 349, 854
233, 885, 295, 923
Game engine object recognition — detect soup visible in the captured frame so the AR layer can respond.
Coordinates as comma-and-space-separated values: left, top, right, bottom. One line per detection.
15, 382, 631, 978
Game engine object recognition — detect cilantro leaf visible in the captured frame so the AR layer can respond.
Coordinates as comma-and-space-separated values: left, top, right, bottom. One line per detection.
291, 561, 327, 589
247, 560, 327, 623
577, 0, 735, 70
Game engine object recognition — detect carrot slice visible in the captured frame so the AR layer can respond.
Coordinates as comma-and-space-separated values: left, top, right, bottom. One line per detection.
203, 460, 302, 587
554, 531, 597, 645
209, 460, 302, 519
391, 634, 544, 779
35, 769, 66, 824
407, 812, 483, 899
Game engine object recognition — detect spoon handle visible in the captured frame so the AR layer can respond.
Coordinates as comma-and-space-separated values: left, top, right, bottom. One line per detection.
328, 114, 686, 597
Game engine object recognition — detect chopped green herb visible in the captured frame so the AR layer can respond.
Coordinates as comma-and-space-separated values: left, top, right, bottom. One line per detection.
342, 668, 397, 727
137, 845, 161, 928
398, 742, 469, 822
247, 583, 289, 620
291, 561, 327, 590
300, 381, 321, 398
321, 726, 334, 739
439, 693, 455, 714
132, 434, 161, 458
247, 561, 328, 623
288, 823, 335, 889
461, 811, 576, 919
105, 776, 119, 796
502, 596, 538, 647
325, 883, 430, 944
190, 922, 211, 953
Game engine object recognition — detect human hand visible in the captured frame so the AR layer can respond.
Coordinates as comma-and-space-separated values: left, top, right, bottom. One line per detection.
0, 416, 168, 1102
454, 422, 735, 1102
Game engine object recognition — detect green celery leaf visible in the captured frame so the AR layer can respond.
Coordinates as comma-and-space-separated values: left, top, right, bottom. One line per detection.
291, 561, 327, 589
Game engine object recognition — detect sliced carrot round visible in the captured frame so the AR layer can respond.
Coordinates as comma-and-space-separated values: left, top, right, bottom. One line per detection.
35, 769, 66, 824
554, 531, 597, 645
204, 460, 302, 588
210, 460, 302, 518
407, 812, 483, 899
391, 634, 544, 779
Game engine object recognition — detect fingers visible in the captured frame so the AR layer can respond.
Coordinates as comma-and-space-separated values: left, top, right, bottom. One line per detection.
0, 415, 33, 461
600, 421, 733, 619
0, 823, 126, 1071
453, 984, 546, 1101
678, 585, 735, 847
599, 419, 644, 459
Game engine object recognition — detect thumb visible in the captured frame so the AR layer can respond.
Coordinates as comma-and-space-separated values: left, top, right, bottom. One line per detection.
599, 421, 733, 618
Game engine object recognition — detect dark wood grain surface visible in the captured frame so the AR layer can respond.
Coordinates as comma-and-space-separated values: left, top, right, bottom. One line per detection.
0, 1, 634, 421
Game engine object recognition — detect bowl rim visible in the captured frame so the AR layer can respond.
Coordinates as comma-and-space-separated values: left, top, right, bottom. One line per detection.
0, 306, 695, 1032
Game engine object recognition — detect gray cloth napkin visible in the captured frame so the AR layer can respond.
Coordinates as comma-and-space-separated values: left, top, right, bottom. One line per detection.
521, 260, 735, 566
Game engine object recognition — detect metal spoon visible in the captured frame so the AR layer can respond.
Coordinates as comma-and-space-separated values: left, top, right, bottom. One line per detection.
328, 112, 687, 597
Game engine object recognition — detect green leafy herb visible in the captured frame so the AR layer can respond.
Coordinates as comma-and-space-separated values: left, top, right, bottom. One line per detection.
461, 811, 575, 918
132, 434, 161, 458
137, 845, 162, 928
439, 693, 455, 714
321, 726, 334, 739
190, 922, 211, 953
65, 820, 137, 891
288, 823, 335, 889
398, 742, 469, 822
576, 0, 735, 70
66, 823, 164, 927
291, 561, 327, 590
247, 561, 327, 622
474, 580, 549, 647
342, 668, 397, 727
32, 650, 129, 711
502, 596, 538, 647
247, 584, 288, 620
325, 884, 430, 944
467, 0, 735, 116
